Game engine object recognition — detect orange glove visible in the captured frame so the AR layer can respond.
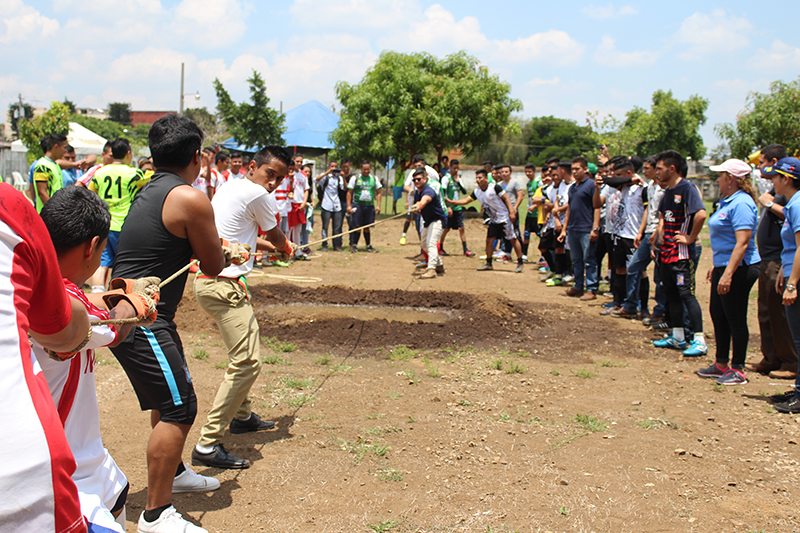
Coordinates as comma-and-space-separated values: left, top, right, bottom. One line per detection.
278, 239, 298, 258
221, 239, 252, 267
108, 276, 161, 302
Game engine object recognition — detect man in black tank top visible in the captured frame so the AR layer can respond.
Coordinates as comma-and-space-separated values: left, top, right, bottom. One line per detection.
110, 115, 225, 533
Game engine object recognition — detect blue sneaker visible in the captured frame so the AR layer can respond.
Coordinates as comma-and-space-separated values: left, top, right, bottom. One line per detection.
653, 335, 687, 350
602, 301, 616, 309
683, 340, 708, 357
715, 368, 747, 386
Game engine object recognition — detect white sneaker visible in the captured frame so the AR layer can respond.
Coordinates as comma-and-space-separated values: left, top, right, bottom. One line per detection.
172, 464, 221, 493
138, 506, 207, 533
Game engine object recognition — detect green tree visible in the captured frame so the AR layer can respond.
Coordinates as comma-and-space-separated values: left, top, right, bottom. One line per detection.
108, 102, 132, 125
18, 102, 70, 163
715, 77, 800, 159
590, 90, 709, 160
524, 116, 596, 167
214, 71, 284, 150
331, 50, 521, 169
7, 100, 34, 139
183, 107, 228, 145
69, 114, 150, 153
62, 98, 76, 114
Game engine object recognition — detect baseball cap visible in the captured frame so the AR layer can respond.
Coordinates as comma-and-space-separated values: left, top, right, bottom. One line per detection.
587, 163, 598, 175
772, 157, 800, 180
709, 158, 752, 178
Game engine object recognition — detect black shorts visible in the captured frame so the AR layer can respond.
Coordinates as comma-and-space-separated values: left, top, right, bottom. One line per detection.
110, 325, 198, 424
447, 209, 464, 230
353, 204, 375, 228
660, 258, 696, 294
539, 227, 555, 250
524, 216, 540, 237
486, 220, 516, 241
613, 236, 635, 271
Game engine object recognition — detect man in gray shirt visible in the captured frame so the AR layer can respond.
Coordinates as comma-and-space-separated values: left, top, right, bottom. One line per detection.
499, 164, 524, 261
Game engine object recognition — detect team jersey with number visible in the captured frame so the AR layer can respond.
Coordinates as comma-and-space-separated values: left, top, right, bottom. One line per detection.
659, 178, 705, 263
32, 156, 64, 213
32, 280, 127, 533
89, 163, 149, 231
0, 183, 84, 533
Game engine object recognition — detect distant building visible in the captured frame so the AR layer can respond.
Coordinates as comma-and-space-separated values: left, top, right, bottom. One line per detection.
76, 107, 109, 120
131, 110, 174, 126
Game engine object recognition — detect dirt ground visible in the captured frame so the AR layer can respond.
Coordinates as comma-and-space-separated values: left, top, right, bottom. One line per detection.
95, 216, 800, 533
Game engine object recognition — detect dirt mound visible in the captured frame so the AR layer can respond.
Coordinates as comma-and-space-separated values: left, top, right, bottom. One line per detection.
250, 284, 542, 355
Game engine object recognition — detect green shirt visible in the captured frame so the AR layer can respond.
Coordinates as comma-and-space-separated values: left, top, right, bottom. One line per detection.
348, 174, 381, 206
526, 176, 542, 218
443, 174, 463, 211
89, 163, 149, 231
32, 156, 63, 213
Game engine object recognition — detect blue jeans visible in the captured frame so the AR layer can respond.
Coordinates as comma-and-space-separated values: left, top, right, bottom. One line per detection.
320, 208, 344, 248
622, 233, 666, 315
566, 230, 598, 292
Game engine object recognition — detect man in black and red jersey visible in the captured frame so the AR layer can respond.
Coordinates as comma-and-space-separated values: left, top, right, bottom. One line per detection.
651, 150, 707, 356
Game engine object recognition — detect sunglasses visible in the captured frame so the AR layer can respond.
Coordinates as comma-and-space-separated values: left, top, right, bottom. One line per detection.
412, 177, 423, 182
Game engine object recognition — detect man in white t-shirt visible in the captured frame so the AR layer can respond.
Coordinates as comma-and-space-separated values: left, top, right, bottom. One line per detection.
224, 154, 246, 181
287, 154, 309, 258
192, 146, 297, 470
208, 151, 230, 198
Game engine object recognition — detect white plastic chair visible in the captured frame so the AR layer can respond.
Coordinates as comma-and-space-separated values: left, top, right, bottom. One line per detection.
11, 171, 29, 192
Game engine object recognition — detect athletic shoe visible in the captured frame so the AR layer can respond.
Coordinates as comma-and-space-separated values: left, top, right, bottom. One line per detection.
435, 265, 445, 274
611, 308, 637, 319
546, 277, 564, 287
769, 390, 797, 404
172, 465, 221, 493
333, 246, 343, 252
599, 306, 619, 316
365, 245, 379, 253
492, 251, 504, 259
191, 444, 250, 469
229, 413, 275, 434
521, 255, 529, 263
440, 249, 450, 256
642, 314, 665, 327
293, 254, 309, 261
415, 262, 428, 269
775, 395, 800, 413
301, 247, 312, 255
514, 263, 523, 273
653, 335, 687, 350
464, 250, 475, 257
138, 506, 207, 533
538, 266, 549, 272
715, 368, 747, 386
563, 275, 574, 283
479, 255, 488, 260
682, 340, 708, 357
540, 271, 554, 282
399, 235, 407, 245
350, 245, 358, 253
602, 301, 616, 309
696, 363, 727, 379
419, 269, 437, 279
477, 264, 493, 271
497, 256, 512, 263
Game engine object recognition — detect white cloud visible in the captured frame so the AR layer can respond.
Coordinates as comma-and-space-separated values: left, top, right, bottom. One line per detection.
0, 0, 59, 45
172, 0, 248, 48
593, 36, 658, 67
527, 77, 561, 87
494, 30, 585, 65
748, 39, 800, 70
676, 9, 751, 58
581, 4, 638, 19
289, 0, 418, 29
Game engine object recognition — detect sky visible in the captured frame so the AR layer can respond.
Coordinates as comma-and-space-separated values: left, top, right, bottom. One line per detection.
1, 0, 798, 154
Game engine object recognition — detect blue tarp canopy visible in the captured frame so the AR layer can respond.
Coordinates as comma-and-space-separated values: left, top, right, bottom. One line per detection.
219, 99, 339, 154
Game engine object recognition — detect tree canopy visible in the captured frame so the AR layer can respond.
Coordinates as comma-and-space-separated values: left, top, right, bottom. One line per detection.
18, 102, 70, 163
108, 102, 132, 125
69, 113, 150, 151
7, 99, 34, 139
331, 50, 521, 169
715, 77, 800, 159
214, 71, 285, 150
591, 89, 709, 160
183, 107, 228, 145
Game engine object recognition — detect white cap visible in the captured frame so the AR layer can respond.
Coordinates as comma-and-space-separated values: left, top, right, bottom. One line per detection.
709, 159, 752, 178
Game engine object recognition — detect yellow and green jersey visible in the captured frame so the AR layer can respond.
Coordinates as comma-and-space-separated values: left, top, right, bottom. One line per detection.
32, 157, 63, 213
89, 163, 150, 231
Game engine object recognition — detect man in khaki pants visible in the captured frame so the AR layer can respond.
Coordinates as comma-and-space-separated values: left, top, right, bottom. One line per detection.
191, 146, 296, 469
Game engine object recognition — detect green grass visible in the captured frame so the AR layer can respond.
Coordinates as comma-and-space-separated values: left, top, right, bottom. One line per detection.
389, 345, 419, 362
550, 369, 561, 376
278, 375, 315, 389
423, 358, 441, 377
388, 390, 402, 399
368, 519, 401, 532
505, 361, 525, 374
403, 368, 418, 384
558, 506, 569, 516
488, 358, 503, 370
407, 416, 417, 423
571, 367, 596, 379
262, 354, 292, 365
283, 393, 317, 408
261, 336, 297, 353
574, 414, 607, 432
365, 413, 387, 420
192, 349, 208, 361
600, 360, 629, 368
378, 467, 403, 482
498, 411, 512, 422
315, 354, 332, 365
214, 361, 227, 369
331, 363, 354, 374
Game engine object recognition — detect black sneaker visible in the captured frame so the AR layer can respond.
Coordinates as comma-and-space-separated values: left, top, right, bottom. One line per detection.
350, 245, 358, 253
774, 395, 800, 414
440, 249, 450, 256
769, 390, 797, 404
229, 413, 275, 434
192, 444, 250, 469
365, 245, 379, 253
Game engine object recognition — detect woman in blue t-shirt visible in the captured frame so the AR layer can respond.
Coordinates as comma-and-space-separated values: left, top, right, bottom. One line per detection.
768, 157, 800, 413
696, 159, 760, 385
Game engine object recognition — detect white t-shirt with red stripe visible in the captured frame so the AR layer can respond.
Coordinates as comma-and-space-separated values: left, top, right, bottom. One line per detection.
33, 281, 127, 533
0, 183, 84, 533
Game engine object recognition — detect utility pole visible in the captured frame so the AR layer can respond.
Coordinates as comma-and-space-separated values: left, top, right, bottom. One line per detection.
179, 62, 185, 114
